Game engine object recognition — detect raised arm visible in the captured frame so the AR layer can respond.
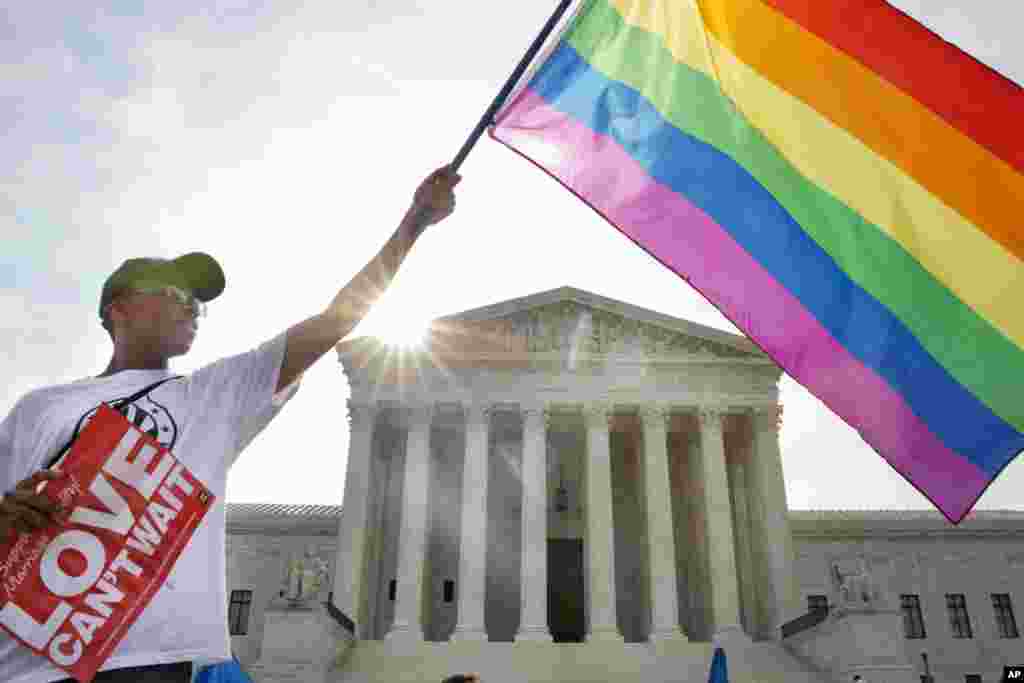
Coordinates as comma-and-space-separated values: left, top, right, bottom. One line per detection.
274, 166, 460, 393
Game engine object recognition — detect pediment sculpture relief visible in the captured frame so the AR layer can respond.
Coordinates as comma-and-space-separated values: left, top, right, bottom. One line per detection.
452, 302, 754, 359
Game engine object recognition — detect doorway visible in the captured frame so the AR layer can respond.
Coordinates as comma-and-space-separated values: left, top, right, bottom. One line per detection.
547, 539, 585, 642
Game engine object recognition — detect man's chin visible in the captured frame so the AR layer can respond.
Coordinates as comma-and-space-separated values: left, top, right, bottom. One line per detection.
168, 339, 194, 357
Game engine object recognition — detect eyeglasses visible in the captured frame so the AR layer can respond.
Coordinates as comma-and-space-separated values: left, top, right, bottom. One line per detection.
108, 285, 207, 319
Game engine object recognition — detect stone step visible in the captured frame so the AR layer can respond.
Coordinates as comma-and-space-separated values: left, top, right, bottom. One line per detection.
325, 638, 834, 683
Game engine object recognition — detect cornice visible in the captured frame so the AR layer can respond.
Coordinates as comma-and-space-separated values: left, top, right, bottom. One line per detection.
226, 503, 342, 536
222, 504, 1023, 538
789, 510, 1024, 538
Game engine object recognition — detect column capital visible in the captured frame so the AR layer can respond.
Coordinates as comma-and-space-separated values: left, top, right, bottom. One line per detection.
697, 406, 726, 429
464, 402, 496, 426
521, 404, 552, 428
750, 404, 783, 431
582, 402, 614, 428
404, 401, 435, 429
431, 401, 464, 418
346, 399, 378, 427
639, 405, 671, 428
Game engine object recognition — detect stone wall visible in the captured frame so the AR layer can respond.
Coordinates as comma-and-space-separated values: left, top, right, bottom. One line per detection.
791, 516, 1024, 683
225, 530, 337, 663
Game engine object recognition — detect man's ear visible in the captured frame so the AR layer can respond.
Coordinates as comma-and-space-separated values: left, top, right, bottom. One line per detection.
106, 298, 135, 330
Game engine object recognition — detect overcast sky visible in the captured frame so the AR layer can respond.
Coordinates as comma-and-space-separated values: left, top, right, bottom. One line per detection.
4, 0, 1022, 513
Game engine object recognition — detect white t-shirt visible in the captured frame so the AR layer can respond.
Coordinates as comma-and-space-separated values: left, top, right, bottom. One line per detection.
0, 332, 299, 683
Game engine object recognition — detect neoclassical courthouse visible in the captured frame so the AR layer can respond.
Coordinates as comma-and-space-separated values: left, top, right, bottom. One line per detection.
224, 288, 1023, 683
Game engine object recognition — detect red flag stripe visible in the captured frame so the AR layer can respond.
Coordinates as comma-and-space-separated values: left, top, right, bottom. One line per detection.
760, 0, 1024, 173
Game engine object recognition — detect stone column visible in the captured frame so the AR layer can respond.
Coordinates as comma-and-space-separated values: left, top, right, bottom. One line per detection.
697, 408, 744, 637
331, 399, 377, 638
386, 402, 433, 642
582, 403, 624, 642
728, 457, 758, 638
639, 405, 686, 641
452, 404, 491, 641
518, 405, 553, 641
747, 406, 800, 637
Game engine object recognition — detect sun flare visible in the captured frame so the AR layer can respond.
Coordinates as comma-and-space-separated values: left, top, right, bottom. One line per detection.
376, 321, 428, 350
358, 287, 436, 352
372, 315, 430, 350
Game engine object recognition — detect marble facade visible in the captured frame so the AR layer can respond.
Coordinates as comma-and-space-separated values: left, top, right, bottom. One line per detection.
225, 288, 1023, 683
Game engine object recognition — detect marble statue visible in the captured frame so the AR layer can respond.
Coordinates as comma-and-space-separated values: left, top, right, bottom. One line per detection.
281, 546, 329, 606
831, 555, 881, 607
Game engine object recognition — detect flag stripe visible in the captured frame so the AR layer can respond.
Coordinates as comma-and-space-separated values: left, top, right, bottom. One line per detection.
599, 0, 1024, 355
760, 0, 1024, 173
693, 0, 1024, 262
566, 5, 1024, 432
492, 89, 993, 523
493, 41, 1024, 475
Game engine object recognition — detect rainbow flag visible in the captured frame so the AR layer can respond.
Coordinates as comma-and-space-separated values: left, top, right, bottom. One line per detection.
489, 0, 1024, 524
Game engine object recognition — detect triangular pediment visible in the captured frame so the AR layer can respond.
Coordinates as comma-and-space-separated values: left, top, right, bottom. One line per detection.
426, 286, 766, 361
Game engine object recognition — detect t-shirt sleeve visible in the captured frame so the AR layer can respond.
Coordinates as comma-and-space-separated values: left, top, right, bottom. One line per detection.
0, 394, 31, 492
187, 332, 300, 466
0, 403, 18, 493
233, 376, 300, 465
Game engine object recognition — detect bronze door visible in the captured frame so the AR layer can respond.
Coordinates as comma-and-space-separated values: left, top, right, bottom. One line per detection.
547, 539, 585, 642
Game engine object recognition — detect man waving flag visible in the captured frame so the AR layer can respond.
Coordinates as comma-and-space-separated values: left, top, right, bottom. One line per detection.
489, 0, 1024, 524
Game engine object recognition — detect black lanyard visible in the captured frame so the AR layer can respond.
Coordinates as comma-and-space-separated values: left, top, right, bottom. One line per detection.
44, 375, 183, 471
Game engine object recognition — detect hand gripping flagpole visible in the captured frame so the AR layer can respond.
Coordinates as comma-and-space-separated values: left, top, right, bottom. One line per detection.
410, 0, 574, 233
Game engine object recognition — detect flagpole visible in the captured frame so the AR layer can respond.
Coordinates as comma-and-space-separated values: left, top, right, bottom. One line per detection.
449, 0, 574, 173
410, 0, 574, 233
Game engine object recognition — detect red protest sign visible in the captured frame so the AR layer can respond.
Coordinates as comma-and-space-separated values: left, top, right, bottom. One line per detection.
0, 404, 213, 683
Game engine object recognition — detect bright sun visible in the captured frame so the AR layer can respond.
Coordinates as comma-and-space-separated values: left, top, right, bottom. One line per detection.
370, 311, 430, 350
361, 290, 433, 350
379, 321, 429, 349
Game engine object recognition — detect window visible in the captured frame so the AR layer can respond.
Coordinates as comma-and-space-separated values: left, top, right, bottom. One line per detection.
901, 594, 927, 639
992, 593, 1020, 638
444, 580, 455, 604
964, 675, 981, 683
388, 579, 396, 602
228, 590, 253, 636
807, 594, 828, 615
946, 594, 973, 639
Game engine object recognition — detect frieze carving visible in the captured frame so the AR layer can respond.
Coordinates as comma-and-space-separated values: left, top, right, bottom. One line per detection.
491, 303, 754, 359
